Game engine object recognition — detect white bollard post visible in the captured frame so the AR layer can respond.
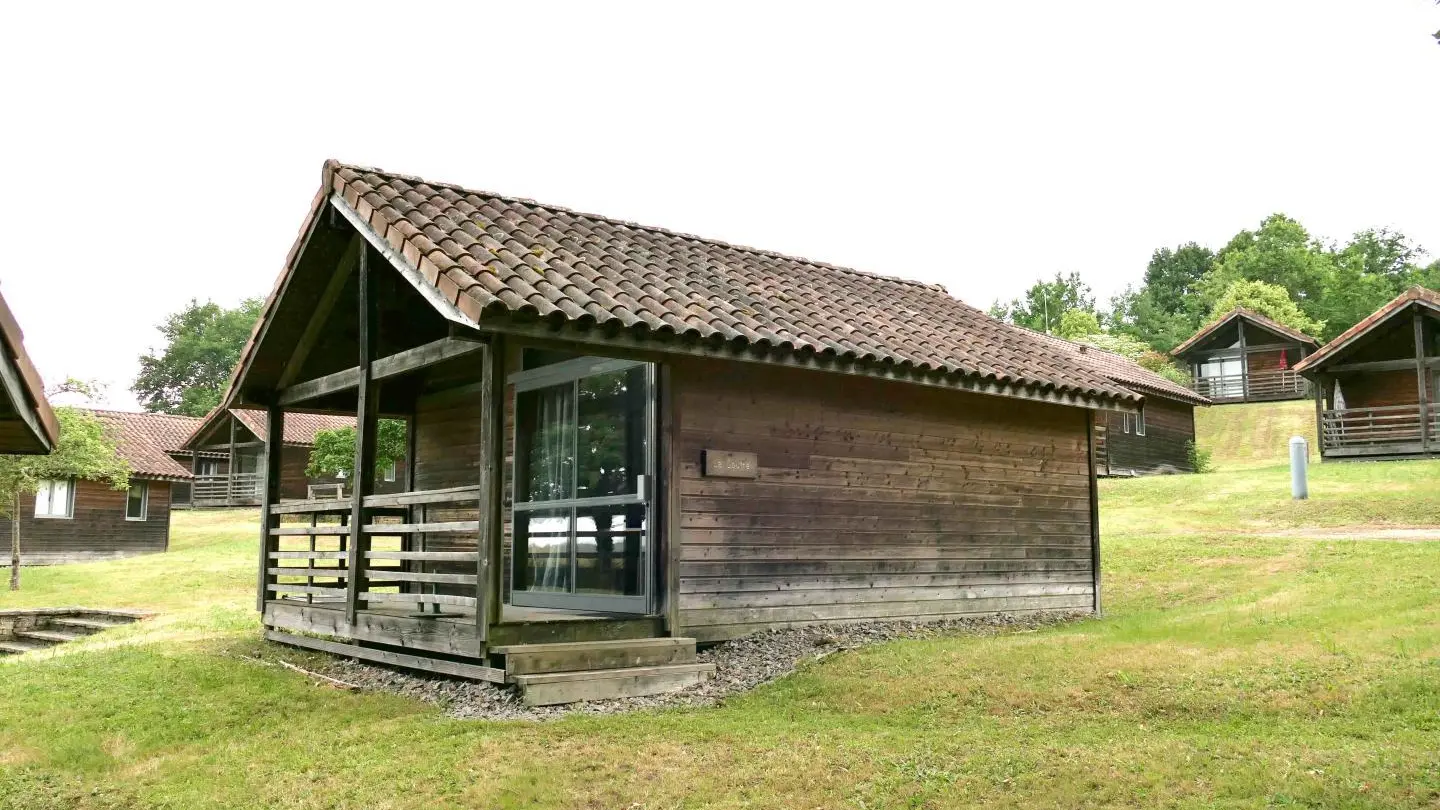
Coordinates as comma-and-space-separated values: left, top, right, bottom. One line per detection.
1290, 436, 1309, 500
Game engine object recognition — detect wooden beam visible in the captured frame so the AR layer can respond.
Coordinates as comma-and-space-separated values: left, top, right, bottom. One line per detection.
1314, 373, 1327, 453
661, 362, 683, 635
277, 338, 486, 406
476, 341, 499, 640
277, 234, 361, 389
256, 407, 285, 612
265, 630, 505, 683
1086, 413, 1101, 615
346, 246, 379, 623
1236, 320, 1249, 402
1326, 357, 1440, 374
1417, 312, 1430, 452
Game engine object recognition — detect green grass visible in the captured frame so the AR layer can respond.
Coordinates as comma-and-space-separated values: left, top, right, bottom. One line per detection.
1195, 399, 1318, 470
3, 467, 1440, 808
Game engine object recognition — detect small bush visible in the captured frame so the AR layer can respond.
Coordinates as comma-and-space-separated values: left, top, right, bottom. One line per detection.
1186, 440, 1214, 473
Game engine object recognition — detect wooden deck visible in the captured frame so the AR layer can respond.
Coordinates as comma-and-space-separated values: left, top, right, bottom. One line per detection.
1319, 405, 1440, 460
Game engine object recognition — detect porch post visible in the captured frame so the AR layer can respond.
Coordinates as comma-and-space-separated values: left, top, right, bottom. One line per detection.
1086, 413, 1101, 615
227, 414, 238, 507
1313, 373, 1327, 457
1237, 320, 1249, 402
345, 245, 378, 624
1415, 311, 1429, 452
661, 362, 683, 635
189, 447, 198, 508
476, 338, 501, 639
256, 406, 285, 612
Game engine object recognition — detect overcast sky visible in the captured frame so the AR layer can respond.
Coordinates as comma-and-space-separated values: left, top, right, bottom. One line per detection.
4, 2, 1437, 409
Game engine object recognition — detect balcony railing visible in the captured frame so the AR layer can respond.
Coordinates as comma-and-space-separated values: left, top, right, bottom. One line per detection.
1319, 405, 1438, 454
193, 472, 263, 506
1193, 370, 1308, 400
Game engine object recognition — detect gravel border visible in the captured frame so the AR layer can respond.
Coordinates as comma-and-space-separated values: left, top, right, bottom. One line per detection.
300, 611, 1087, 721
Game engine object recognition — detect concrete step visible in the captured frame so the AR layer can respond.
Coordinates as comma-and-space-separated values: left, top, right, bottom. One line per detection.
17, 629, 85, 644
513, 662, 715, 706
493, 637, 698, 675
0, 639, 50, 655
50, 617, 127, 634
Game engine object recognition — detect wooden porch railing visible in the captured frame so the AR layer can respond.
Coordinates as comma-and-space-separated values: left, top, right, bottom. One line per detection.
263, 485, 484, 617
1193, 370, 1308, 400
1319, 405, 1435, 453
193, 472, 263, 506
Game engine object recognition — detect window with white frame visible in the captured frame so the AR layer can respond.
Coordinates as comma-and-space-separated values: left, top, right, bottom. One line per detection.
1134, 408, 1146, 436
383, 460, 398, 483
34, 478, 74, 518
198, 459, 220, 477
125, 481, 149, 521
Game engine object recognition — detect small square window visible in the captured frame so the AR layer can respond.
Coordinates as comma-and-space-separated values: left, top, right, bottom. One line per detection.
34, 478, 73, 518
126, 482, 148, 521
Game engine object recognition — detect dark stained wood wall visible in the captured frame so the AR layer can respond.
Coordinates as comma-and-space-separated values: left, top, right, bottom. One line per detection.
0, 479, 172, 565
670, 357, 1095, 642
1339, 369, 1421, 408
410, 384, 483, 591
1100, 397, 1197, 475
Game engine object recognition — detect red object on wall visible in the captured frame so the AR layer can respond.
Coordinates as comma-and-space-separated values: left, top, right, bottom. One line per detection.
1278, 349, 1289, 370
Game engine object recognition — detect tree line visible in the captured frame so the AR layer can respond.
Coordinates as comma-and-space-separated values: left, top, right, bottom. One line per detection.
990, 213, 1439, 371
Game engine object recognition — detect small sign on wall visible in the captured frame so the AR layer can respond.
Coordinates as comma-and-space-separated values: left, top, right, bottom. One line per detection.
703, 449, 758, 479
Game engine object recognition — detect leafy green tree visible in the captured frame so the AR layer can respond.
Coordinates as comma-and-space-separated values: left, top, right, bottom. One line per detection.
1142, 243, 1214, 315
306, 419, 407, 482
990, 272, 1097, 334
1197, 214, 1334, 317
132, 298, 264, 417
1, 407, 130, 590
1057, 310, 1101, 340
1207, 279, 1326, 338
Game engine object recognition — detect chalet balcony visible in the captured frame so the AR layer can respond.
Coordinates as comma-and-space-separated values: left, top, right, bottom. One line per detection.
1319, 405, 1440, 459
192, 472, 263, 507
1192, 369, 1309, 403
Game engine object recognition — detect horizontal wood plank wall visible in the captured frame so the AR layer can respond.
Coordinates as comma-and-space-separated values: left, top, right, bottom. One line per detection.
1340, 369, 1420, 408
0, 479, 171, 565
411, 387, 484, 590
671, 358, 1095, 642
1103, 398, 1196, 475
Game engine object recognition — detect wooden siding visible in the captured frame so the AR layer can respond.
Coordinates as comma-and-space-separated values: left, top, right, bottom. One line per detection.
1100, 397, 1196, 475
0, 479, 172, 565
1337, 369, 1421, 409
670, 357, 1095, 642
410, 385, 483, 590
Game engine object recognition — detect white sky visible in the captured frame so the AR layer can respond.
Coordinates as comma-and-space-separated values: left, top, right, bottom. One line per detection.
4, 1, 1437, 409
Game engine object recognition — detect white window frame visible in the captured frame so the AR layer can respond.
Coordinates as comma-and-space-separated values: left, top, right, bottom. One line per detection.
1122, 412, 1131, 434
125, 481, 149, 521
34, 478, 75, 519
383, 460, 398, 483
198, 459, 220, 477
1135, 408, 1146, 437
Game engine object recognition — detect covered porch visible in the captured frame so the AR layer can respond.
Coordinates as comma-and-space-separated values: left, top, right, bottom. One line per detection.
1172, 309, 1319, 404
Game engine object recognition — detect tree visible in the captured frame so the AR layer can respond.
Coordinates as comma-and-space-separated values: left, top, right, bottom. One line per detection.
1, 407, 129, 590
990, 272, 1097, 335
1074, 332, 1190, 386
1057, 310, 1101, 340
306, 420, 408, 482
132, 298, 264, 417
1197, 214, 1333, 319
1207, 279, 1326, 338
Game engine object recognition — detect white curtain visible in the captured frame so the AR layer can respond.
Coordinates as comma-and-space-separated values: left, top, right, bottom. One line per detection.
528, 384, 574, 591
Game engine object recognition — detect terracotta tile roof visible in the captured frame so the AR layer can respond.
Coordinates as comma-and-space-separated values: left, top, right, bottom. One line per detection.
87, 410, 198, 480
1020, 330, 1210, 406
249, 160, 1137, 408
230, 408, 354, 445
1293, 286, 1440, 374
0, 289, 59, 453
1171, 308, 1320, 358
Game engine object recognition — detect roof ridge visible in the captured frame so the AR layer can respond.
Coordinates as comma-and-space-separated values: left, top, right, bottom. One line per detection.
334, 160, 948, 295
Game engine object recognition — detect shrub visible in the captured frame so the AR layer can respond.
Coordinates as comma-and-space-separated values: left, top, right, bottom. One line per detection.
1185, 440, 1214, 473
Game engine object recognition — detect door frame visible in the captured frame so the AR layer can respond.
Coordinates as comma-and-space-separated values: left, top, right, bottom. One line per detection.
507, 355, 657, 614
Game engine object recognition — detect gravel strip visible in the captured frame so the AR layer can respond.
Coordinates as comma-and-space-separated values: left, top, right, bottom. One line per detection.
302, 611, 1087, 721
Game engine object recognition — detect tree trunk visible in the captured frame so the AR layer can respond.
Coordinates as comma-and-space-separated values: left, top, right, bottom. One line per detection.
9, 493, 19, 591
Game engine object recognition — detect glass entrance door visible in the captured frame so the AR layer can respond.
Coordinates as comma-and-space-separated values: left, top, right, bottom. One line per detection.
510, 358, 654, 613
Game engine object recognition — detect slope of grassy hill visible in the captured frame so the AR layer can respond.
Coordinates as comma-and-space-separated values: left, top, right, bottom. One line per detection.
1194, 399, 1318, 470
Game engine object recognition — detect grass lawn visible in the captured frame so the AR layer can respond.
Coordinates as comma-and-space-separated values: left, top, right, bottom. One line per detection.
3, 463, 1440, 808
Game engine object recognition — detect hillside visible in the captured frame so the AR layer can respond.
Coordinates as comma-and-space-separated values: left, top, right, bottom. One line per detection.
1194, 398, 1318, 470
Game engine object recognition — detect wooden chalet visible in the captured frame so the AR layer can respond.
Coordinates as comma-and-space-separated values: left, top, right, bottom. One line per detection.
229, 161, 1140, 704
0, 288, 58, 455
178, 407, 399, 507
1293, 287, 1440, 462
1171, 309, 1319, 403
0, 410, 192, 565
1024, 331, 1210, 476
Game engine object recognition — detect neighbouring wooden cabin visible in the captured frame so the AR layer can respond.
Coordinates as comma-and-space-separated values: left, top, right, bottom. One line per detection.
1023, 331, 1210, 475
1171, 309, 1319, 403
227, 161, 1140, 704
179, 407, 402, 507
1294, 287, 1440, 462
0, 288, 58, 454
0, 410, 191, 565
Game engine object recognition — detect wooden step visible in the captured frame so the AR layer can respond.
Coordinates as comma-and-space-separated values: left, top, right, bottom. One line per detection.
17, 629, 84, 644
494, 638, 698, 675
0, 639, 49, 655
513, 663, 715, 706
50, 617, 126, 633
